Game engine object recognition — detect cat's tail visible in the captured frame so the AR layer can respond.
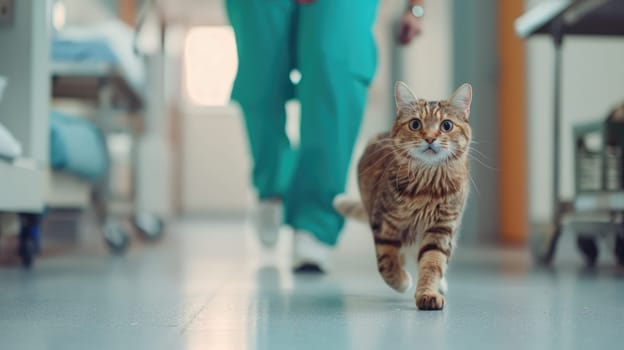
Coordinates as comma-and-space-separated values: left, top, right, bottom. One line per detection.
333, 194, 368, 222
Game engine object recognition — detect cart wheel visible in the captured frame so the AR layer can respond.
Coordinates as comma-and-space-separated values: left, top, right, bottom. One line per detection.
615, 235, 624, 266
103, 221, 130, 255
18, 230, 36, 268
576, 235, 598, 267
532, 227, 562, 265
133, 212, 164, 241
18, 214, 42, 268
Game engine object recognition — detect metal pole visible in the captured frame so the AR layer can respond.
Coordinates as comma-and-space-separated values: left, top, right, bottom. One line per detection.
553, 20, 564, 227
538, 17, 565, 264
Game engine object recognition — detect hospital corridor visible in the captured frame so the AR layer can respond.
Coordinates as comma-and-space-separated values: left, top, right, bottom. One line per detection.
1, 0, 624, 349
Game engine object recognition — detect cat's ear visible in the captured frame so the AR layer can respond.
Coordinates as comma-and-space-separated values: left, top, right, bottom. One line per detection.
395, 81, 416, 113
449, 83, 472, 119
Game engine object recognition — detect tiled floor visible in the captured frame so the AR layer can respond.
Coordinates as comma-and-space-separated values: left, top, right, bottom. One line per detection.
1, 219, 624, 350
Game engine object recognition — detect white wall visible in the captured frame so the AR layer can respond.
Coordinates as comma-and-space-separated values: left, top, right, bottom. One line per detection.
181, 106, 252, 214
394, 0, 453, 102
525, 2, 624, 223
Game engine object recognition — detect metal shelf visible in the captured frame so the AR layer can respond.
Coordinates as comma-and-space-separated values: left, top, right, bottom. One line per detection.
0, 158, 45, 213
575, 192, 624, 212
515, 0, 624, 265
515, 0, 624, 38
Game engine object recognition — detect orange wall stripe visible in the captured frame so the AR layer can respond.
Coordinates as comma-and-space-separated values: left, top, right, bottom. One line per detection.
498, 1, 527, 244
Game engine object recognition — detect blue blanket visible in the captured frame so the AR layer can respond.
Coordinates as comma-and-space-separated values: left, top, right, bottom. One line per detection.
50, 111, 109, 183
51, 38, 118, 64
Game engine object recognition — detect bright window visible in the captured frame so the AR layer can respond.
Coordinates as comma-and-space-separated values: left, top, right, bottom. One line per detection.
184, 26, 238, 107
53, 1, 67, 31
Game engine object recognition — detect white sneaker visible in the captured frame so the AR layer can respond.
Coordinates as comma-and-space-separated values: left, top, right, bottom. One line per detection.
293, 231, 331, 273
255, 200, 282, 248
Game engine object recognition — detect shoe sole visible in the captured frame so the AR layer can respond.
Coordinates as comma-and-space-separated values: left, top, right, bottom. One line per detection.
293, 263, 325, 274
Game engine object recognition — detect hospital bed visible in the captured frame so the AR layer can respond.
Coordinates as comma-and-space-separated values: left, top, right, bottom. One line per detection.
515, 0, 624, 266
46, 20, 164, 257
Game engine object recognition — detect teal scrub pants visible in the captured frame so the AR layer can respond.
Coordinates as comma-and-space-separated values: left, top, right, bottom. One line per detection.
226, 0, 378, 246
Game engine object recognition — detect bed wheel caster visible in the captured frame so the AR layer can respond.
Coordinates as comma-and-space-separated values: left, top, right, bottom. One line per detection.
104, 220, 130, 255
577, 234, 598, 267
18, 214, 42, 268
532, 227, 561, 266
132, 212, 164, 241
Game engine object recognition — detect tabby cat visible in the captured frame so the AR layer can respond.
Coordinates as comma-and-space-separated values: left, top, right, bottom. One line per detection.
335, 81, 472, 310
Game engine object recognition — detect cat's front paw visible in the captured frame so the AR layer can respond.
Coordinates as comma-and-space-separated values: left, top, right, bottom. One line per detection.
415, 291, 445, 310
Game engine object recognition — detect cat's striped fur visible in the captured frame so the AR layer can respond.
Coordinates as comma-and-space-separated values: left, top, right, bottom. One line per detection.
335, 82, 472, 310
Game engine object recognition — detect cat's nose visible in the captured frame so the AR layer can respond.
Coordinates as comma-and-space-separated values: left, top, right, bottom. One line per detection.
425, 137, 436, 144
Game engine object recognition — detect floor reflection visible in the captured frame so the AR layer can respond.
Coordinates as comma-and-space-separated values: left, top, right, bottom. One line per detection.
252, 265, 351, 350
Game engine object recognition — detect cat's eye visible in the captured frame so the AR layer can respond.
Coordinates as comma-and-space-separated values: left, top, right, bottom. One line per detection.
441, 120, 454, 132
408, 119, 421, 131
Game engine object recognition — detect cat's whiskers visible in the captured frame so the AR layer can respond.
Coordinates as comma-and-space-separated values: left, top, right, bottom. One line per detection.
360, 141, 422, 175
467, 147, 492, 162
467, 153, 499, 171
362, 141, 423, 191
468, 147, 491, 161
469, 140, 493, 147
362, 149, 410, 188
444, 149, 479, 195
394, 152, 424, 198
358, 151, 397, 176
359, 140, 419, 162
395, 162, 403, 191
370, 158, 395, 191
467, 170, 480, 195
468, 141, 496, 168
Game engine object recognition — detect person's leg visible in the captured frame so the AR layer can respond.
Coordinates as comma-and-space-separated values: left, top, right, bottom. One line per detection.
286, 0, 378, 251
226, 0, 298, 246
225, 0, 297, 201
